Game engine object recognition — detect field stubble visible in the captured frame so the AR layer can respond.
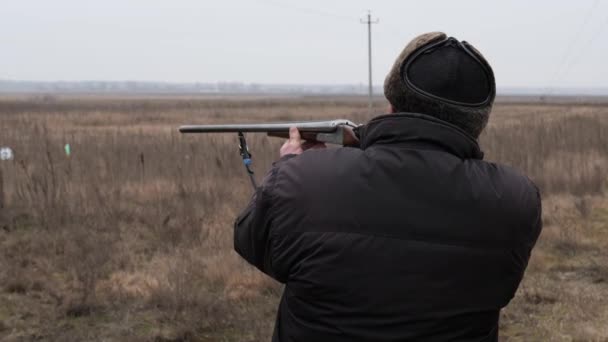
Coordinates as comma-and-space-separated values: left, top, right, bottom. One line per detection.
0, 95, 607, 341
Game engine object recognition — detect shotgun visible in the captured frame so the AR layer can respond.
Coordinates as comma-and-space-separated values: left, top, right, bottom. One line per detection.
179, 119, 360, 147
178, 119, 361, 189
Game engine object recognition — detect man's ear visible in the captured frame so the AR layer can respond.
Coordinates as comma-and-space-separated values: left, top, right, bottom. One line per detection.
388, 103, 396, 114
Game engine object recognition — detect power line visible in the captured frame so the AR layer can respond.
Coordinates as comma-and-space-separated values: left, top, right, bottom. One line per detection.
546, 0, 600, 94
361, 10, 379, 113
255, 0, 358, 22
558, 13, 608, 84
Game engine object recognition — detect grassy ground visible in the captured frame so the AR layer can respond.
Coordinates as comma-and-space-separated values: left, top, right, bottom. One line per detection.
0, 95, 607, 341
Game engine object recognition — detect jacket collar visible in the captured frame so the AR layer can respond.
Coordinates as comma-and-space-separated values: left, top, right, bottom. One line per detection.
356, 113, 484, 160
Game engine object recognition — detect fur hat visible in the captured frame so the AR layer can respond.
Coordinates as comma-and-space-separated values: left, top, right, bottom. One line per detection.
384, 32, 496, 138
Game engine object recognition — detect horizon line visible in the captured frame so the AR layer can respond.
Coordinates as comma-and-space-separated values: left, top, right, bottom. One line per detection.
1, 79, 608, 90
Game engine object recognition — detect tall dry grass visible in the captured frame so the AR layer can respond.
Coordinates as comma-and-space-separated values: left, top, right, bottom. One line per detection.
0, 95, 607, 341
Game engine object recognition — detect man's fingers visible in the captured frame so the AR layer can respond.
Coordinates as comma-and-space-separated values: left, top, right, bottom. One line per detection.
289, 126, 301, 143
281, 127, 326, 155
280, 126, 304, 157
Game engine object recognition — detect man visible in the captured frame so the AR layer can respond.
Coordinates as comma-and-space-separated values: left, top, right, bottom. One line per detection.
234, 32, 542, 341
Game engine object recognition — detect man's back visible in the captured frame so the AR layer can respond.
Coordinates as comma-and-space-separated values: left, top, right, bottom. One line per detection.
234, 32, 542, 341
235, 113, 541, 341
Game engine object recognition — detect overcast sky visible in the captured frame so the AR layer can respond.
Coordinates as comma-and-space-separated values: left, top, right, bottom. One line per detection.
1, 0, 607, 89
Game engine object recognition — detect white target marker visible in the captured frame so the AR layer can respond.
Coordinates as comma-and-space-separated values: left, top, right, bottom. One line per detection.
0, 147, 14, 161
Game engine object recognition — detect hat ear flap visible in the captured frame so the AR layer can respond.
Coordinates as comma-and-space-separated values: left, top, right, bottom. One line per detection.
402, 38, 494, 106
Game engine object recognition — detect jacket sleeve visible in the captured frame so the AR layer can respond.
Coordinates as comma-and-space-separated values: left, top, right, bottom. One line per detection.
233, 155, 295, 281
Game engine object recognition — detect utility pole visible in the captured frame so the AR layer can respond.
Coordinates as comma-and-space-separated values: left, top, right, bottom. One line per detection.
361, 10, 378, 113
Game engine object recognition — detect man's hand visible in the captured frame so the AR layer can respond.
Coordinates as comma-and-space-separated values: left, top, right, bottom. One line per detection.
280, 127, 326, 157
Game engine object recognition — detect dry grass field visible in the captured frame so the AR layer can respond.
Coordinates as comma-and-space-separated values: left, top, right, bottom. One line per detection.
0, 95, 607, 341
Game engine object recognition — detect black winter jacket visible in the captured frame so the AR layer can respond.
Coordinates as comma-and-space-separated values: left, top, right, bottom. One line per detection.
234, 113, 542, 342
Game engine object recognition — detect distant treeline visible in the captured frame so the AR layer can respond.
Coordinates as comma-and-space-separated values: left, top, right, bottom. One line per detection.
0, 79, 607, 97
0, 80, 377, 95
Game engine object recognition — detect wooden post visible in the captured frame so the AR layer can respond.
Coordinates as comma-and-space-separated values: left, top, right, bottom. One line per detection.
139, 152, 145, 182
